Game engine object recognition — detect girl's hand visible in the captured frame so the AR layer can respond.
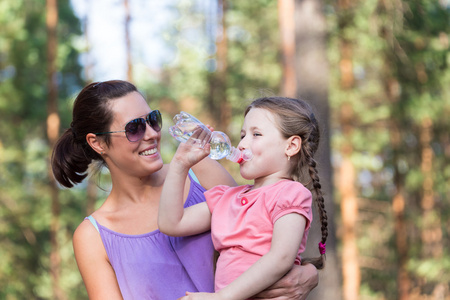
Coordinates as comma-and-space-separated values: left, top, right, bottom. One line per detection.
253, 264, 318, 300
177, 291, 219, 300
173, 125, 212, 169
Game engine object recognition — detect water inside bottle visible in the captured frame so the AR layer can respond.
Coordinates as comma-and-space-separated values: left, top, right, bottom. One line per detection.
172, 130, 232, 160
169, 121, 231, 160
209, 138, 231, 160
169, 112, 252, 162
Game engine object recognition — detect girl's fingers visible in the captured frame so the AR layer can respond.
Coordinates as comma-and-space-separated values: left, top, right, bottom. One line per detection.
189, 126, 210, 149
188, 127, 202, 146
198, 126, 211, 149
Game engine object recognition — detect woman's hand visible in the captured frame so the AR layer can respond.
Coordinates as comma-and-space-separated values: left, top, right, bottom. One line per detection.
177, 264, 318, 300
253, 264, 318, 300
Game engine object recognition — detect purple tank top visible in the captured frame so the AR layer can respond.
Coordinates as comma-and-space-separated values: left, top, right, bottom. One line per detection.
87, 175, 214, 299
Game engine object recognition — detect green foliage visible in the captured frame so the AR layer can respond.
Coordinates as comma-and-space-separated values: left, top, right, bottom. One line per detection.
330, 0, 450, 297
134, 0, 283, 168
226, 0, 281, 120
1, 0, 449, 298
409, 256, 450, 283
0, 0, 84, 298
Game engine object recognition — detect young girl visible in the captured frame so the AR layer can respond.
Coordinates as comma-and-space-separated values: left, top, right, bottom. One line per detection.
159, 96, 328, 300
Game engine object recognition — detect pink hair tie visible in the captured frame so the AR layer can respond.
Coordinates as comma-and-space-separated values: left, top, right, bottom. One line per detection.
318, 242, 326, 255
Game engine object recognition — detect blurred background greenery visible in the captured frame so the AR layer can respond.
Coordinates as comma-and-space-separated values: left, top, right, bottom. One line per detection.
0, 0, 449, 299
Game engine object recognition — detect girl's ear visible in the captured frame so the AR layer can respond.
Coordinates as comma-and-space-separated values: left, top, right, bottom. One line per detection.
86, 133, 106, 155
285, 135, 301, 157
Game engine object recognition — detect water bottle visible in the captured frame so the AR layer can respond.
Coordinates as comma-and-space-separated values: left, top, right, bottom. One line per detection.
169, 111, 253, 163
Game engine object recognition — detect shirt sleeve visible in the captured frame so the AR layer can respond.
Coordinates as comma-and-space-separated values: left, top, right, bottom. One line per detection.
268, 181, 313, 231
204, 185, 229, 213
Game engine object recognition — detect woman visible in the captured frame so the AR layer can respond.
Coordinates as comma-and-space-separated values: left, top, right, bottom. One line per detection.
51, 80, 318, 299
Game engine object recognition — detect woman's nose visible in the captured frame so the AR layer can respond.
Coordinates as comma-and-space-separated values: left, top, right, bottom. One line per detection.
143, 122, 160, 140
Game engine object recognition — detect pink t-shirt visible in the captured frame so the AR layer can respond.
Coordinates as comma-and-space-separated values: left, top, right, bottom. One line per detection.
205, 180, 313, 291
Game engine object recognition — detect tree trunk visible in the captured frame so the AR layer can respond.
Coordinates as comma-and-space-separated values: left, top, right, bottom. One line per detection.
339, 157, 359, 300
83, 0, 94, 81
294, 0, 340, 299
391, 124, 410, 300
217, 0, 229, 129
338, 103, 360, 300
419, 117, 442, 258
82, 5, 97, 215
379, 0, 411, 297
46, 0, 65, 299
278, 0, 297, 98
336, 1, 360, 298
207, 0, 229, 130
124, 0, 133, 82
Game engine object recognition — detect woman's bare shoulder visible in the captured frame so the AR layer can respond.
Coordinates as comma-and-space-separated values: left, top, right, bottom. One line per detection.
73, 218, 101, 247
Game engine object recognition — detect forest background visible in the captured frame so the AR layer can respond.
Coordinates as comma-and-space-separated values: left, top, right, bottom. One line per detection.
0, 0, 449, 299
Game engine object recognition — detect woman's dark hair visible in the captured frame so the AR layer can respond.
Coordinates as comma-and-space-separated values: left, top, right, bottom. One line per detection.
51, 80, 138, 188
245, 96, 328, 269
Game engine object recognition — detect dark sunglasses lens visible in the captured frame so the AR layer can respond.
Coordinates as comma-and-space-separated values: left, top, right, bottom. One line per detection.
125, 118, 146, 142
148, 110, 162, 132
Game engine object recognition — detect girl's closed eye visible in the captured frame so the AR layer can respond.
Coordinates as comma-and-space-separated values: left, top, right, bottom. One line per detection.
253, 132, 262, 137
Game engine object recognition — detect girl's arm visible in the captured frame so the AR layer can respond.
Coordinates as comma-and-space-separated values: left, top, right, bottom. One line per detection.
158, 127, 213, 237
182, 213, 306, 300
73, 220, 124, 300
253, 263, 318, 300
217, 213, 307, 300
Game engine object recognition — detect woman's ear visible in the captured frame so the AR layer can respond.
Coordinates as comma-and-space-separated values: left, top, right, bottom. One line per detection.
285, 135, 302, 157
86, 133, 106, 155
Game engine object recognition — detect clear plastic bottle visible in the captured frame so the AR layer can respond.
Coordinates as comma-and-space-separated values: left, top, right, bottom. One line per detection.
169, 111, 253, 163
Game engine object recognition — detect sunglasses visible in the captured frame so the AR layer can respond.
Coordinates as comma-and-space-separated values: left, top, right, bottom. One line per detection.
95, 110, 162, 142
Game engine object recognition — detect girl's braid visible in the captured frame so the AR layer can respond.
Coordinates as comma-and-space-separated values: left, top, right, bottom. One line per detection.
300, 125, 328, 269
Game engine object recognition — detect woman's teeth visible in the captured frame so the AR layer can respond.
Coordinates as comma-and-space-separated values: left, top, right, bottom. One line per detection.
139, 148, 157, 156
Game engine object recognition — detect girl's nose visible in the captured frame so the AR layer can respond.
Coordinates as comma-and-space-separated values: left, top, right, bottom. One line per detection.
237, 139, 246, 151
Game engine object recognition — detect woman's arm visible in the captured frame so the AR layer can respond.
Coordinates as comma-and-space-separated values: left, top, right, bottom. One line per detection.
253, 263, 318, 300
179, 264, 318, 300
73, 220, 123, 300
191, 157, 237, 189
